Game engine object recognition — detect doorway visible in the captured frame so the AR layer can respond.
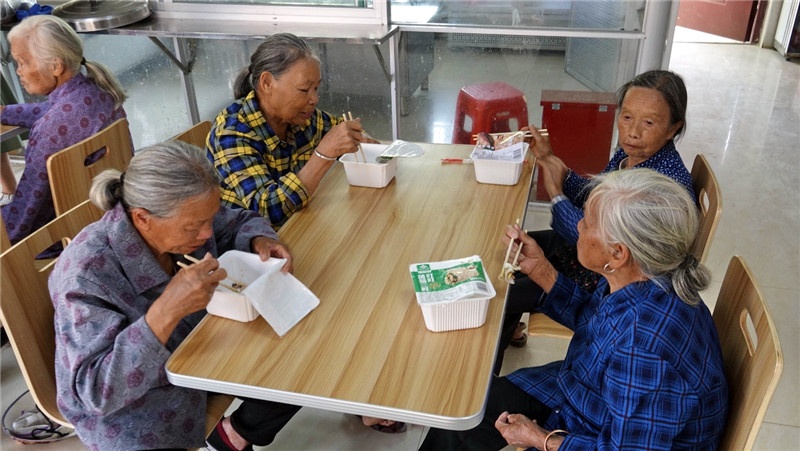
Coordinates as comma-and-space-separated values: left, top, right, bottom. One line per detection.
677, 0, 764, 43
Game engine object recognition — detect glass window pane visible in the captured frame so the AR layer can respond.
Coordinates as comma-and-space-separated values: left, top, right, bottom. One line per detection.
390, 0, 644, 32
173, 0, 373, 6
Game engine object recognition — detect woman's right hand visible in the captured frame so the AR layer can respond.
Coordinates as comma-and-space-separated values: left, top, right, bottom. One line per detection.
501, 224, 558, 292
315, 120, 366, 159
522, 125, 554, 160
145, 253, 227, 344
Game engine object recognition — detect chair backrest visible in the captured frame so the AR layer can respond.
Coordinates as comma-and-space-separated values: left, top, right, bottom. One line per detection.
46, 118, 133, 216
690, 154, 722, 263
714, 256, 783, 451
1, 210, 10, 254
0, 200, 104, 427
171, 120, 212, 150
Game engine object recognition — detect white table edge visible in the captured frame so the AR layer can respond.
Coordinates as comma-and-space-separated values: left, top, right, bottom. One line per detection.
166, 371, 486, 430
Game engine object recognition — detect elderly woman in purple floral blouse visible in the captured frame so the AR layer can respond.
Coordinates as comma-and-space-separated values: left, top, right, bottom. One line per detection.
1, 15, 129, 245
49, 141, 301, 451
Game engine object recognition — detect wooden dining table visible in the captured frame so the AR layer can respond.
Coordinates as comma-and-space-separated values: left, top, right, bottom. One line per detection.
0, 124, 26, 143
166, 142, 534, 430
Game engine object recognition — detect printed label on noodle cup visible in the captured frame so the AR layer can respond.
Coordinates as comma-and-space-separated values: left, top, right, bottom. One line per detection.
409, 255, 496, 304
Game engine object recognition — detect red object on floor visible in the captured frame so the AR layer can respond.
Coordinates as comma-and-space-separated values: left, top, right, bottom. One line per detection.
536, 90, 618, 201
452, 82, 529, 144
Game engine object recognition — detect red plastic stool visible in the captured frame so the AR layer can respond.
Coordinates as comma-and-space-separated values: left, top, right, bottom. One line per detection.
452, 82, 529, 144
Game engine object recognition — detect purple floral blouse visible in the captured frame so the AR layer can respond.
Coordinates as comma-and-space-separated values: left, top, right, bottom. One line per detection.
0, 73, 128, 244
48, 203, 278, 450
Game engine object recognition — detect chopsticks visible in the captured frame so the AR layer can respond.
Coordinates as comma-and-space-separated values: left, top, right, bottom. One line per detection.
499, 219, 523, 282
178, 254, 244, 293
343, 112, 367, 163
472, 129, 548, 141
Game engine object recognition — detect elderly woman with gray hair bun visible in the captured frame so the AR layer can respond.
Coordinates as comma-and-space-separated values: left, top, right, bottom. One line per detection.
49, 141, 301, 451
420, 169, 728, 451
207, 32, 379, 230
1, 14, 129, 246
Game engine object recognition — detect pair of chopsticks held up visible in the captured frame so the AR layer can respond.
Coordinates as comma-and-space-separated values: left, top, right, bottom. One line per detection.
472, 128, 548, 150
499, 219, 527, 284
342, 111, 368, 163
176, 254, 245, 293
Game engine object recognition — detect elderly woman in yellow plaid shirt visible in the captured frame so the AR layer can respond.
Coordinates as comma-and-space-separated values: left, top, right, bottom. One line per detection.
207, 33, 378, 230
207, 33, 404, 435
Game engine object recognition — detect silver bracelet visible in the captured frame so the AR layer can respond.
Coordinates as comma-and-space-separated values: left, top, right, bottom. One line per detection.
314, 149, 338, 161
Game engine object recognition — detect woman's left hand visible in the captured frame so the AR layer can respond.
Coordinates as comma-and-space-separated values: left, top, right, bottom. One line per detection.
251, 236, 293, 273
494, 411, 545, 449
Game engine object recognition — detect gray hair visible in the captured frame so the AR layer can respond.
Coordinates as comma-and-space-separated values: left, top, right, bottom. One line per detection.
8, 15, 127, 109
233, 32, 320, 100
617, 69, 688, 140
90, 140, 220, 218
586, 168, 710, 305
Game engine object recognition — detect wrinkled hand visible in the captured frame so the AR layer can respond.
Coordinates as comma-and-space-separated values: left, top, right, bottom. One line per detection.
251, 236, 293, 273
537, 156, 569, 199
316, 119, 371, 158
146, 253, 227, 344
494, 411, 544, 449
522, 125, 554, 160
162, 253, 227, 315
501, 224, 558, 292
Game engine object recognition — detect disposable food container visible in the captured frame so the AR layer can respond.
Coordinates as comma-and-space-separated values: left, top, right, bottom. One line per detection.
409, 255, 497, 332
340, 143, 398, 188
207, 251, 319, 336
470, 142, 527, 185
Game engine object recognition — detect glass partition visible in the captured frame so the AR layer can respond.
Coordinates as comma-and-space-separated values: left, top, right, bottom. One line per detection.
73, 30, 638, 148
175, 0, 373, 5
389, 0, 645, 32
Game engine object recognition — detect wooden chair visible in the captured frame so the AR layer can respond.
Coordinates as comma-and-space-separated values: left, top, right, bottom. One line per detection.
714, 256, 782, 450
0, 200, 104, 427
526, 153, 723, 340
171, 120, 212, 150
46, 118, 133, 216
1, 210, 10, 254
689, 154, 722, 263
0, 199, 232, 439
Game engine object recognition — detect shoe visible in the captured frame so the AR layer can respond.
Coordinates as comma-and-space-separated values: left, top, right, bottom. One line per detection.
205, 419, 253, 451
357, 415, 408, 433
509, 322, 528, 348
0, 192, 13, 206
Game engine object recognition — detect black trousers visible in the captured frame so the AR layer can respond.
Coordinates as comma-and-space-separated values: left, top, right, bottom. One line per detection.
230, 398, 302, 446
419, 377, 552, 451
494, 230, 568, 375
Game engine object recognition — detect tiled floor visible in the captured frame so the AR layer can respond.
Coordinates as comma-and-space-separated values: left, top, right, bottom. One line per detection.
2, 29, 799, 450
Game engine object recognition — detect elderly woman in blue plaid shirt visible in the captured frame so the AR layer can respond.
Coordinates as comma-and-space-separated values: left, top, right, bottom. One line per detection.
420, 169, 728, 450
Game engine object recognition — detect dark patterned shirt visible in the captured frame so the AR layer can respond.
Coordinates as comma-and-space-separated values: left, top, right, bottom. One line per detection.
508, 275, 728, 450
552, 141, 695, 245
207, 91, 340, 229
1, 74, 128, 244
49, 203, 278, 450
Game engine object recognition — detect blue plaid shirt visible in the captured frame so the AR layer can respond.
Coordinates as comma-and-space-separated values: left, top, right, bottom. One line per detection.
507, 275, 728, 450
552, 141, 695, 245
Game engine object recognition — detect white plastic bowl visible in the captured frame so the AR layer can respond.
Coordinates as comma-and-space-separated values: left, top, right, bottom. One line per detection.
340, 143, 398, 188
471, 142, 527, 185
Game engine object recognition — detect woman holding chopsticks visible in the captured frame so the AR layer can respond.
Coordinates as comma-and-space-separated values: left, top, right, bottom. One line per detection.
207, 33, 379, 230
421, 169, 727, 450
495, 70, 698, 374
49, 140, 299, 451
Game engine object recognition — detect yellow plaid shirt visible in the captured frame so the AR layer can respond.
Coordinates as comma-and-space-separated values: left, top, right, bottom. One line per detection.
207, 91, 340, 229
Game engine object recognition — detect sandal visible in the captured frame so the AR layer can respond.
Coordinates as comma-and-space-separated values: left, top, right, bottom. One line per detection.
510, 322, 528, 348
357, 415, 407, 434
